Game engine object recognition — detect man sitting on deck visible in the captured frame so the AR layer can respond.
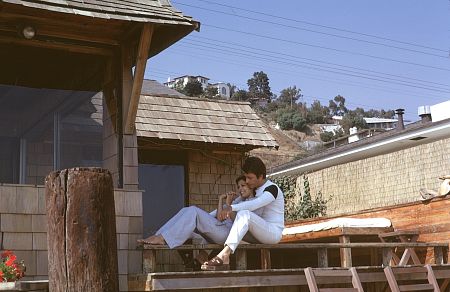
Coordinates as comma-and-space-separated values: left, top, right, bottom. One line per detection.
201, 156, 285, 270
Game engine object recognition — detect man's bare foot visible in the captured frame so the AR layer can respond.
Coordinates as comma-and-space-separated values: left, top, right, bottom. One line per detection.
137, 234, 166, 245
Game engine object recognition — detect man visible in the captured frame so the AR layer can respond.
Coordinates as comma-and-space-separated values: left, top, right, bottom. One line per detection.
202, 156, 285, 270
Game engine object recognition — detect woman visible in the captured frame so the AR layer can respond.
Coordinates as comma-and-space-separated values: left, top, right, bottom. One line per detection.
137, 176, 257, 249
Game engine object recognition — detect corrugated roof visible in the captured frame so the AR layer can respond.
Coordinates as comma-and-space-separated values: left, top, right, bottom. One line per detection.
2, 0, 199, 27
136, 80, 278, 149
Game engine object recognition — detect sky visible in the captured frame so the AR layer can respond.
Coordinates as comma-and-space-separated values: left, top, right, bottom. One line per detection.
144, 0, 450, 122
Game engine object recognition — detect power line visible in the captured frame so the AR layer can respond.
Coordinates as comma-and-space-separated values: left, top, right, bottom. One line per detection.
148, 51, 445, 109
203, 24, 450, 73
179, 0, 447, 53
151, 48, 447, 100
178, 40, 450, 94
174, 1, 447, 59
187, 35, 450, 90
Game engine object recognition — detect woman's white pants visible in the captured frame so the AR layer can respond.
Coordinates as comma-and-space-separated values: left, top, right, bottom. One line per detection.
156, 206, 282, 251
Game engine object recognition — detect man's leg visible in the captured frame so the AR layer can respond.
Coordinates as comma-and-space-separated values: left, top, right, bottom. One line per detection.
225, 210, 282, 252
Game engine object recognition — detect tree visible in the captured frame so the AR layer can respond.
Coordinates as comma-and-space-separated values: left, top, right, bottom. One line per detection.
334, 95, 348, 115
227, 83, 237, 97
307, 100, 329, 124
230, 89, 249, 101
278, 86, 302, 108
203, 86, 219, 99
277, 108, 307, 131
320, 128, 344, 142
182, 80, 203, 97
328, 100, 338, 116
341, 111, 367, 133
173, 80, 185, 94
247, 71, 273, 101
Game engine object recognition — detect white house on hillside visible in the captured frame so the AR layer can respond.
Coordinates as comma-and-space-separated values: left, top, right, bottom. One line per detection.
164, 75, 230, 98
332, 116, 398, 130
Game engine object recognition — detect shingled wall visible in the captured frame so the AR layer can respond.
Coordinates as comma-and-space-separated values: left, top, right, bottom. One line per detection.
0, 185, 142, 292
302, 137, 450, 216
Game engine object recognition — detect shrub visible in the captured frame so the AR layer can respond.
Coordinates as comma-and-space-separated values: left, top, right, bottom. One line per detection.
272, 175, 330, 221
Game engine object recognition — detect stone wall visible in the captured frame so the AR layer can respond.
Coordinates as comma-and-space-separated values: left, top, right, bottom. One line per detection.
301, 137, 450, 216
0, 184, 142, 292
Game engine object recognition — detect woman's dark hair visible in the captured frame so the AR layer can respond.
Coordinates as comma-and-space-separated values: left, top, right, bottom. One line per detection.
235, 175, 246, 185
242, 156, 266, 179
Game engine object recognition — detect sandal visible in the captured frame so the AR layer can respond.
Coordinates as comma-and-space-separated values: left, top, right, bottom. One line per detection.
201, 256, 230, 271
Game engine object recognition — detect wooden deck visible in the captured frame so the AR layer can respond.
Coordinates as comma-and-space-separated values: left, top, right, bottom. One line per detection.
128, 264, 450, 291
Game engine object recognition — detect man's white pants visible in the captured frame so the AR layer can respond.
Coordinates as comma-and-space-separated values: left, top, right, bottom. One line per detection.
225, 210, 283, 252
156, 206, 232, 248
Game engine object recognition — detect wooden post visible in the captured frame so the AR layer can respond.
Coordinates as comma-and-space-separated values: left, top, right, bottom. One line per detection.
434, 246, 444, 265
46, 168, 119, 292
143, 250, 157, 273
235, 249, 247, 270
339, 235, 352, 267
260, 249, 271, 269
317, 248, 328, 268
382, 247, 393, 267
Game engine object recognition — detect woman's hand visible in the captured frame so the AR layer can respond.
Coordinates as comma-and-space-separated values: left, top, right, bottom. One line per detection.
225, 192, 237, 206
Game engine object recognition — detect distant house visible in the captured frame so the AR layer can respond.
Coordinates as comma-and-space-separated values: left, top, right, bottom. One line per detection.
332, 116, 398, 130
270, 100, 450, 216
164, 75, 231, 98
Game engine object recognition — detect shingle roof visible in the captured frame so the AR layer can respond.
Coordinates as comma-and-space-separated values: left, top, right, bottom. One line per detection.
136, 80, 278, 149
2, 0, 199, 27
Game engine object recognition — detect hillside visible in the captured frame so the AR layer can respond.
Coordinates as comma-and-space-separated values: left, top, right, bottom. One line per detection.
250, 123, 322, 171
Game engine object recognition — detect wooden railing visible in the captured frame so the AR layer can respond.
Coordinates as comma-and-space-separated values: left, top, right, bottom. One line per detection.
128, 264, 450, 291
142, 242, 449, 272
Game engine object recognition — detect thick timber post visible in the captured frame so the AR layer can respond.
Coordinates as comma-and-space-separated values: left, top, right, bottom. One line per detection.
45, 168, 119, 292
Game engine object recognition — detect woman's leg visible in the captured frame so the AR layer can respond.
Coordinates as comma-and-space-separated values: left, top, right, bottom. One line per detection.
154, 206, 231, 248
138, 206, 194, 244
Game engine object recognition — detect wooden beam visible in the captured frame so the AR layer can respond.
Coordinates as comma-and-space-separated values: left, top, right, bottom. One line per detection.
0, 34, 114, 56
124, 23, 153, 134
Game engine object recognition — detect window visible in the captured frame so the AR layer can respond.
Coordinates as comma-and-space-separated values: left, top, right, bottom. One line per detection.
0, 85, 103, 185
221, 87, 226, 95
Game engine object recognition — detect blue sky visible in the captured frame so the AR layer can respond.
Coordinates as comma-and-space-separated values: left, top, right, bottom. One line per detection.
145, 0, 450, 121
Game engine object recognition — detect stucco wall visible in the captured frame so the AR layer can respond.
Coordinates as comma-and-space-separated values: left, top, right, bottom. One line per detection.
301, 137, 450, 216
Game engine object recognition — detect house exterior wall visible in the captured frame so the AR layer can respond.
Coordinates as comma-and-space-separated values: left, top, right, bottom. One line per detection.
188, 150, 244, 212
0, 184, 142, 292
300, 137, 450, 216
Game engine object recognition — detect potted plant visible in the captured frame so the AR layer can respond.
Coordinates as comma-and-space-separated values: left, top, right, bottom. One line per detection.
0, 251, 26, 290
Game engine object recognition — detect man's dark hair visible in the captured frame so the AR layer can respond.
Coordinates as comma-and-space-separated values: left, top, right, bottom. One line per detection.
242, 156, 266, 179
235, 175, 246, 185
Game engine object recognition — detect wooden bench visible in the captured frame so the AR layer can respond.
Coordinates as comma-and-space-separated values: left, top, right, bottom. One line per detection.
282, 226, 394, 267
142, 242, 449, 273
128, 265, 450, 291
